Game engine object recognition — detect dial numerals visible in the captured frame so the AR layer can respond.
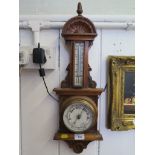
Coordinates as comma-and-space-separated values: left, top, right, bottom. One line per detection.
63, 102, 94, 133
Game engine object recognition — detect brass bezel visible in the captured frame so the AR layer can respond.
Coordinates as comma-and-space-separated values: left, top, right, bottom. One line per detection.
108, 56, 135, 131
61, 96, 97, 133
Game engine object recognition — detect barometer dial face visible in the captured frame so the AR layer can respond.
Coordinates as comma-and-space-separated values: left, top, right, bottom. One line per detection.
63, 101, 95, 133
73, 42, 84, 87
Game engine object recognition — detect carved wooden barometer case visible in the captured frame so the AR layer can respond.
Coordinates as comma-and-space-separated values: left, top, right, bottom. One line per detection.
53, 3, 103, 153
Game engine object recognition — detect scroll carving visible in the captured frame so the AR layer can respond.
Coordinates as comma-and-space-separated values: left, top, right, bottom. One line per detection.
61, 64, 96, 88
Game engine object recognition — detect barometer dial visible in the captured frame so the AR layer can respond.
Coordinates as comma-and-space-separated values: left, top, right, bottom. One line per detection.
63, 100, 95, 133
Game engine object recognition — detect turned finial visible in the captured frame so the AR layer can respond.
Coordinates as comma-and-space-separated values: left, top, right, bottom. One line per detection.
77, 2, 83, 15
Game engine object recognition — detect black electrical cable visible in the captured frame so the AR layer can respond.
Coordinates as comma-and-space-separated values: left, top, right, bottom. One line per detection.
39, 64, 58, 102
41, 76, 58, 101
103, 83, 107, 92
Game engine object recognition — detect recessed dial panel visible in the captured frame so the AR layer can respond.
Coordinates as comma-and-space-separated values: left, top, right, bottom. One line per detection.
73, 42, 84, 87
63, 100, 95, 133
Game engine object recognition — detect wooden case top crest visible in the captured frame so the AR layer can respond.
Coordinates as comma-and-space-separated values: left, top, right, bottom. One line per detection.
61, 2, 97, 41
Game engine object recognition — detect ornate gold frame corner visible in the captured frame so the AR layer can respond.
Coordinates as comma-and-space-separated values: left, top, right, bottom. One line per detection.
108, 56, 135, 131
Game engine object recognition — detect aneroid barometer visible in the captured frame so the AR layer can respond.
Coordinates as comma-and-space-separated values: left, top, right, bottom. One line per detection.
53, 2, 103, 153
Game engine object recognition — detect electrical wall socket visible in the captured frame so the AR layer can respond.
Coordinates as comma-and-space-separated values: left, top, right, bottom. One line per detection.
19, 48, 30, 65
19, 46, 56, 69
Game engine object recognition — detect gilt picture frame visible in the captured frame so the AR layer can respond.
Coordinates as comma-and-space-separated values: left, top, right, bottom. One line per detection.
108, 56, 135, 131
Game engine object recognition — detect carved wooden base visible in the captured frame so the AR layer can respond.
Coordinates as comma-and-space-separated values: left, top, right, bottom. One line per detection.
66, 141, 90, 154
54, 131, 103, 153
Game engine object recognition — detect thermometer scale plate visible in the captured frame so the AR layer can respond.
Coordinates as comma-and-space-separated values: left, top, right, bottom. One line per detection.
73, 42, 84, 87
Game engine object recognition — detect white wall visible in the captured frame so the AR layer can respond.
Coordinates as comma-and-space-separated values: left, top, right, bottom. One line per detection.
20, 25, 135, 155
19, 0, 135, 15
